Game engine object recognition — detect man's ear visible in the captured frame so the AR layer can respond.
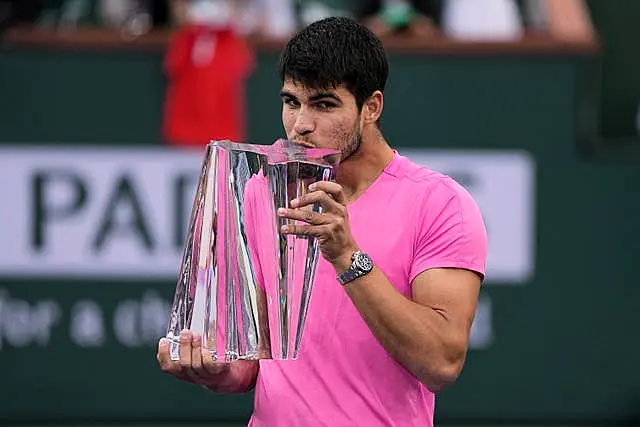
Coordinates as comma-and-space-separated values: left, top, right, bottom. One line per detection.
362, 91, 384, 125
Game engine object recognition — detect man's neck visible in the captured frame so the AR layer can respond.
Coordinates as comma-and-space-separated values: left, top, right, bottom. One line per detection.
336, 132, 395, 204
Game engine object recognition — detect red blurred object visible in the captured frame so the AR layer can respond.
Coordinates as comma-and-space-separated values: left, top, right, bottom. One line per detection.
162, 25, 254, 147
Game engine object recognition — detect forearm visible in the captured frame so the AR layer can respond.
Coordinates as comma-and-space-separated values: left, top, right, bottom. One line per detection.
204, 360, 259, 394
342, 268, 467, 392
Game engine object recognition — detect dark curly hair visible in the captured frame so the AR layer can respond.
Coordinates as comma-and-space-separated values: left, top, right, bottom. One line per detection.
278, 17, 389, 112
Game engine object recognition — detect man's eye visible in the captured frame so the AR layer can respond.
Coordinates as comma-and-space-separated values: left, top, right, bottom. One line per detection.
316, 102, 335, 110
284, 98, 299, 108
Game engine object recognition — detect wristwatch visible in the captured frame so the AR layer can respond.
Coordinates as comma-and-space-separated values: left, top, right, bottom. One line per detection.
336, 251, 374, 286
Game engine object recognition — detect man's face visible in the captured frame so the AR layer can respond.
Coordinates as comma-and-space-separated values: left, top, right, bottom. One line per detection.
280, 79, 363, 160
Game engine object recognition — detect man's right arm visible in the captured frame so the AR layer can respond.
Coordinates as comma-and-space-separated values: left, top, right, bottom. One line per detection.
157, 330, 259, 394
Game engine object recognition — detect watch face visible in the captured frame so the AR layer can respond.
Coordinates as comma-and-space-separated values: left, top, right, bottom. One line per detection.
355, 253, 373, 271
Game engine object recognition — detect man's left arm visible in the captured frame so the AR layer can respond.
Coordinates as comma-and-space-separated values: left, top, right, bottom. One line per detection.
336, 184, 487, 393
339, 264, 481, 393
280, 180, 487, 392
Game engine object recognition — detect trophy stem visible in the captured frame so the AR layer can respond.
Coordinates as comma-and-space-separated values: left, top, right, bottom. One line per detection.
272, 164, 290, 360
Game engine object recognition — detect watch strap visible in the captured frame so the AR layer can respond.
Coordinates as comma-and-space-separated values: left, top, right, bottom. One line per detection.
336, 251, 373, 286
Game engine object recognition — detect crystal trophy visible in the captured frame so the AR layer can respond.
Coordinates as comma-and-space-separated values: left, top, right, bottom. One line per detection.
166, 139, 341, 361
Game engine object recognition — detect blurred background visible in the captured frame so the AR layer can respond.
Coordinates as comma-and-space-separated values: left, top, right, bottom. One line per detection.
0, 0, 639, 426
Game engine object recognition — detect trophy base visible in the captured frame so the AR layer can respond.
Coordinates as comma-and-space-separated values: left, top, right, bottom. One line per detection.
167, 335, 267, 362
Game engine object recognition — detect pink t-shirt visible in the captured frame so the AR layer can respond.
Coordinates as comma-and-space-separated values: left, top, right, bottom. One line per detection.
247, 151, 488, 427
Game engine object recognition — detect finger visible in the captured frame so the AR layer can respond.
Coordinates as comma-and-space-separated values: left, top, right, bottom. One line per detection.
281, 223, 327, 237
190, 332, 204, 376
309, 181, 346, 205
291, 190, 340, 213
202, 349, 229, 376
277, 207, 328, 225
179, 329, 195, 377
157, 338, 182, 375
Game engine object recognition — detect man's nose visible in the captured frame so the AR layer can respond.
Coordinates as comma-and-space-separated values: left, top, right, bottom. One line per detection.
293, 108, 315, 136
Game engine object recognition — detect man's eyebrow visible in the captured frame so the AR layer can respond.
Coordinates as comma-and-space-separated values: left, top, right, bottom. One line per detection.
279, 90, 342, 103
309, 92, 341, 103
280, 90, 296, 99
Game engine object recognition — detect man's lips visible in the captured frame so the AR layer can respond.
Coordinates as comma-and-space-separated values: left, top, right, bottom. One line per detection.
291, 139, 315, 148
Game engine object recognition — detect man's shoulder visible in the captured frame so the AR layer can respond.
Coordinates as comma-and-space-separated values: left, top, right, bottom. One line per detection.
391, 153, 470, 202
394, 154, 487, 259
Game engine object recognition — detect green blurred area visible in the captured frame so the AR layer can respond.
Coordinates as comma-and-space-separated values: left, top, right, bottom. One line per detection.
3, 49, 640, 424
586, 0, 640, 139
2, 3, 640, 427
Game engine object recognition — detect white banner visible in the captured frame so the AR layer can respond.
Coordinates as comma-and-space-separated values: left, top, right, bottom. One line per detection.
0, 146, 535, 284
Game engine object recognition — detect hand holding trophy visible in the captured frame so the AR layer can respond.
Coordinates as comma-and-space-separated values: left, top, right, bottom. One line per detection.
157, 329, 259, 393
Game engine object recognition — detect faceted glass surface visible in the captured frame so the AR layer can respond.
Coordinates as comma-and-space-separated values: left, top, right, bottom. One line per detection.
166, 139, 341, 361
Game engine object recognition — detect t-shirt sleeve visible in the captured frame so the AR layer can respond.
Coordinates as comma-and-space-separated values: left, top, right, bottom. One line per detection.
409, 179, 488, 283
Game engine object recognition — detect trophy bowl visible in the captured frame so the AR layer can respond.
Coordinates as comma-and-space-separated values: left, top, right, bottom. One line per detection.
166, 139, 341, 362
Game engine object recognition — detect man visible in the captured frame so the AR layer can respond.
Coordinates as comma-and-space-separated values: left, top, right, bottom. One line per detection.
158, 16, 488, 426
